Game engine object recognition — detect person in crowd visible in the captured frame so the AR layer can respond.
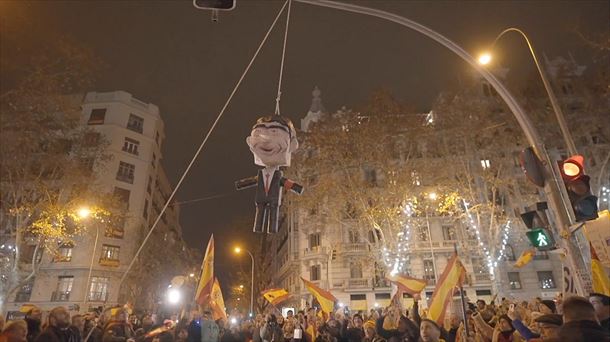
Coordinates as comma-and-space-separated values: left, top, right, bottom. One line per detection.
362, 320, 382, 342
200, 311, 219, 342
342, 314, 364, 342
526, 314, 562, 342
102, 309, 134, 342
419, 319, 443, 342
1, 320, 28, 342
70, 315, 84, 342
185, 311, 200, 342
444, 314, 460, 342
473, 311, 522, 342
260, 315, 282, 342
26, 307, 42, 342
281, 317, 295, 342
475, 300, 495, 323
590, 293, 610, 332
35, 307, 78, 342
375, 309, 418, 342
88, 312, 106, 342
538, 301, 556, 315
559, 295, 610, 342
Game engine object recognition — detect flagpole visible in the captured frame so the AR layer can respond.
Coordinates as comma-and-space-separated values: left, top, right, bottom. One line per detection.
454, 243, 470, 338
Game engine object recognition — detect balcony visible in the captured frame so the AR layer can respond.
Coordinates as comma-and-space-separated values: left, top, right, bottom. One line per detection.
116, 173, 134, 184
302, 246, 327, 261
88, 292, 109, 302
99, 258, 120, 267
105, 227, 124, 239
342, 243, 369, 254
347, 279, 369, 288
53, 255, 72, 263
51, 291, 71, 302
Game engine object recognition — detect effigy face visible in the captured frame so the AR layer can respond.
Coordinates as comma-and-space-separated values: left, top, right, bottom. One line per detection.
246, 116, 298, 167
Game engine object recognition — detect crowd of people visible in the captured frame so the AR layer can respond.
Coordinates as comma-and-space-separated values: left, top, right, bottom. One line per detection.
1, 293, 608, 342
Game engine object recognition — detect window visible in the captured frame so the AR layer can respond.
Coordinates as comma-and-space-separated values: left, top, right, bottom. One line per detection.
55, 245, 72, 262
53, 276, 73, 301
442, 225, 457, 241
364, 168, 377, 186
480, 159, 491, 170
374, 262, 388, 287
537, 271, 556, 289
15, 279, 34, 302
508, 272, 522, 289
310, 264, 321, 281
143, 199, 149, 219
505, 245, 516, 261
127, 114, 144, 133
89, 277, 109, 302
88, 108, 106, 125
122, 137, 140, 155
417, 225, 429, 241
471, 257, 488, 275
350, 262, 363, 279
83, 132, 101, 146
348, 230, 360, 243
309, 233, 320, 249
423, 259, 436, 283
116, 161, 135, 184
101, 244, 120, 261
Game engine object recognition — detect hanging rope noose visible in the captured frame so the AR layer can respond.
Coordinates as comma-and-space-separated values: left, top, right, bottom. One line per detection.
275, 0, 293, 116
118, 0, 290, 287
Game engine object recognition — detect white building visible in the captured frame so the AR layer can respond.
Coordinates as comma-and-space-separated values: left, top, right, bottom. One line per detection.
6, 91, 188, 313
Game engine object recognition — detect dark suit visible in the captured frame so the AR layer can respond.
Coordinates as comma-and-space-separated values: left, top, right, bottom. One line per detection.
254, 169, 283, 233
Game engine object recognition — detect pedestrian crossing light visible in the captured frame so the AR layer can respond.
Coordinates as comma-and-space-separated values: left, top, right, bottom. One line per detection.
525, 228, 555, 251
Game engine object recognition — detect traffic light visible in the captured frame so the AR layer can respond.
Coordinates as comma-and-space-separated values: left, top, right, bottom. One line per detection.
520, 202, 556, 251
559, 155, 598, 222
193, 0, 236, 10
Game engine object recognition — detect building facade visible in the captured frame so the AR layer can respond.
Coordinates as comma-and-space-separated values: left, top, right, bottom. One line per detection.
6, 91, 191, 313
267, 55, 607, 314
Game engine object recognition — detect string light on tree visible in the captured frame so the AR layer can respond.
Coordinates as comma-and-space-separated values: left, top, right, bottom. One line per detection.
463, 200, 495, 277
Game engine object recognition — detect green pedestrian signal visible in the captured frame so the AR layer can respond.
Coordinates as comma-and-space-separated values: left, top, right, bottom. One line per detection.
525, 228, 555, 251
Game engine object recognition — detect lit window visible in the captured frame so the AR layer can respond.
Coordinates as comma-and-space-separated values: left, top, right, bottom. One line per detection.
481, 159, 491, 169
89, 277, 109, 302
537, 271, 556, 289
508, 272, 522, 289
53, 276, 73, 301
101, 244, 120, 261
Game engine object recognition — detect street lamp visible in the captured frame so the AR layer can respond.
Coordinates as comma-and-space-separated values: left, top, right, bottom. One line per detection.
167, 288, 182, 304
234, 246, 255, 316
478, 27, 577, 156
77, 207, 91, 219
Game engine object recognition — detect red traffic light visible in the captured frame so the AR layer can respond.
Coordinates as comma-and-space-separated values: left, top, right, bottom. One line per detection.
560, 155, 584, 181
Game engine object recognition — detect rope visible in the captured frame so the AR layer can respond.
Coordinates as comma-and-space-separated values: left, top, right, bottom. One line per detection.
119, 0, 290, 287
275, 0, 293, 116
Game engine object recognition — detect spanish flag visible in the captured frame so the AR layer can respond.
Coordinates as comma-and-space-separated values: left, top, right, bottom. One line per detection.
387, 274, 427, 295
210, 278, 227, 320
301, 277, 337, 314
514, 249, 535, 268
591, 243, 610, 296
195, 235, 214, 306
428, 254, 466, 324
262, 288, 290, 306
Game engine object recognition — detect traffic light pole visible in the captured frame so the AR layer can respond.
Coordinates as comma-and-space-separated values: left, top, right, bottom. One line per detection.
294, 0, 589, 295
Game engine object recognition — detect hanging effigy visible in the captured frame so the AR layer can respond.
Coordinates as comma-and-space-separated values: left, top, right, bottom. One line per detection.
235, 115, 303, 233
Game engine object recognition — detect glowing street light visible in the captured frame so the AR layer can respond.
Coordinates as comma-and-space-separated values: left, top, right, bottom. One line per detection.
428, 192, 438, 201
167, 288, 181, 304
233, 245, 254, 316
478, 52, 492, 65
234, 247, 242, 254
77, 207, 91, 219
189, 273, 195, 278
239, 285, 244, 289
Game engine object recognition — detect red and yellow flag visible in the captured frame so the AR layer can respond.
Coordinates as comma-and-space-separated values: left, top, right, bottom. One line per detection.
428, 254, 466, 324
514, 249, 535, 268
195, 235, 214, 306
387, 274, 427, 295
591, 243, 610, 296
210, 278, 227, 320
301, 277, 337, 313
262, 288, 290, 306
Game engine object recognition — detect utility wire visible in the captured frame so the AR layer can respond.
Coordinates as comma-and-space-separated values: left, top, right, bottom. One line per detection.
119, 0, 291, 286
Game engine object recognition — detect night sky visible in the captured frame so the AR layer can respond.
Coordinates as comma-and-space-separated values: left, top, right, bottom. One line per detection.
6, 1, 608, 273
